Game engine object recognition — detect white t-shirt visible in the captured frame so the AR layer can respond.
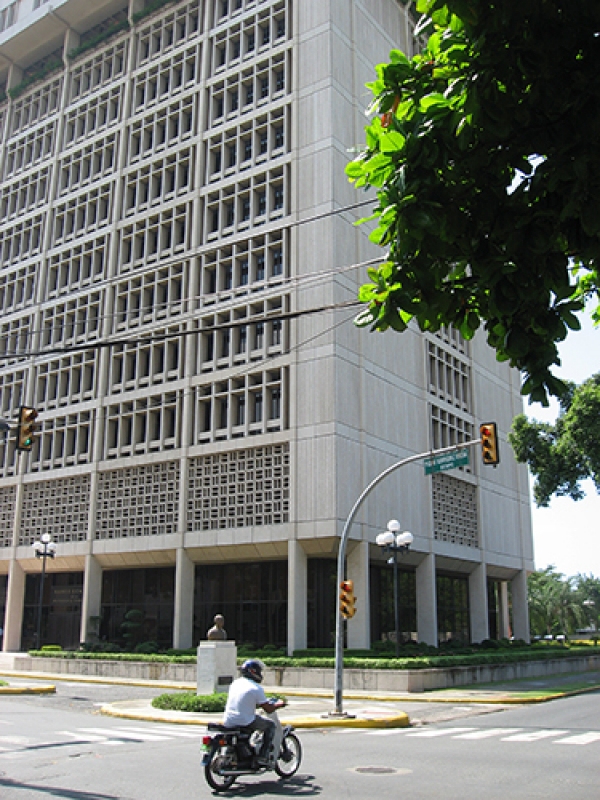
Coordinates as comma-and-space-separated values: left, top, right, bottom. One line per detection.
223, 676, 267, 727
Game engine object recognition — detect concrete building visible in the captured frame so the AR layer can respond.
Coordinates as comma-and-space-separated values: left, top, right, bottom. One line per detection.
0, 0, 533, 655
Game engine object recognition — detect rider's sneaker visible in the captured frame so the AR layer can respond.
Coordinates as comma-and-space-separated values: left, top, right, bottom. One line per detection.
254, 756, 270, 767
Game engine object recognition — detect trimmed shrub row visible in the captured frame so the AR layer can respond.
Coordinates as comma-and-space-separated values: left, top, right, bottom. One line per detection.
151, 690, 287, 713
28, 643, 599, 671
152, 692, 228, 713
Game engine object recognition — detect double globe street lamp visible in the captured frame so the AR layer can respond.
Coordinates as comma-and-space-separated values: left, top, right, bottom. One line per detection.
376, 520, 413, 657
32, 533, 56, 649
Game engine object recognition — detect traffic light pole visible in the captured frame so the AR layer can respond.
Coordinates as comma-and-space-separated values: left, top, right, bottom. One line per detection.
331, 438, 483, 716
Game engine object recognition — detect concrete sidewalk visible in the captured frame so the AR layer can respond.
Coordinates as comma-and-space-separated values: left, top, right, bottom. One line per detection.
2, 668, 600, 729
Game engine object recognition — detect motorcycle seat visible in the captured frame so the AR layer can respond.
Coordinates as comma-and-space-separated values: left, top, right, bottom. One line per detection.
207, 723, 244, 734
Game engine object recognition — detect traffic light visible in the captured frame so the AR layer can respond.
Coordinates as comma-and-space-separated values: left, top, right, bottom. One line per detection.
480, 422, 499, 466
340, 580, 356, 619
17, 406, 38, 452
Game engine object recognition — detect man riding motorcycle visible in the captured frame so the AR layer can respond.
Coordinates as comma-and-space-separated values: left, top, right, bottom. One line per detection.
222, 659, 286, 766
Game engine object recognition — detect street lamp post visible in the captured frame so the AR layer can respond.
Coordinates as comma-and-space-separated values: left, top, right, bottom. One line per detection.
32, 533, 56, 649
376, 520, 413, 658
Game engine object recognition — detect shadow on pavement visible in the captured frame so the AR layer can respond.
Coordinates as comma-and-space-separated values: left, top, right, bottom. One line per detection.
0, 776, 121, 799
204, 774, 322, 796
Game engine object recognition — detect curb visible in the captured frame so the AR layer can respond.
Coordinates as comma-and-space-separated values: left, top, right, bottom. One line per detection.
99, 702, 411, 729
0, 685, 56, 695
279, 713, 410, 729
0, 670, 196, 691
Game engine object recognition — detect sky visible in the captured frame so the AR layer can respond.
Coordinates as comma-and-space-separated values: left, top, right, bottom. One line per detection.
524, 309, 599, 578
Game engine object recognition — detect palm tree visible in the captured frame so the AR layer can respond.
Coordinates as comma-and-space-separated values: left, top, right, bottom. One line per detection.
528, 567, 585, 637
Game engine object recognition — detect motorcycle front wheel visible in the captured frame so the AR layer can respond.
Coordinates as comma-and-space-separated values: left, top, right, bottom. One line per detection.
204, 752, 236, 792
275, 732, 302, 778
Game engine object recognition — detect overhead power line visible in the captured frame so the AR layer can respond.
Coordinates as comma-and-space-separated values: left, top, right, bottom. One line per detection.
0, 299, 364, 360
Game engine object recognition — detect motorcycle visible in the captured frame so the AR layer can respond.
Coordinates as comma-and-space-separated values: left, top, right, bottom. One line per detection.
201, 707, 302, 791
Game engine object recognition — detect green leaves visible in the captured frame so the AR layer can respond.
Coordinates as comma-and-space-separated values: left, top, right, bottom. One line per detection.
379, 129, 406, 153
509, 373, 600, 505
527, 568, 587, 637
346, 0, 599, 403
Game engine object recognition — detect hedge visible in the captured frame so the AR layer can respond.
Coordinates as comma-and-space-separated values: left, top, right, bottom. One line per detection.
27, 644, 599, 671
152, 692, 228, 713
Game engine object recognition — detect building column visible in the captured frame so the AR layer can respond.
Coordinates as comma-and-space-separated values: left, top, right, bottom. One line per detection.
174, 548, 194, 650
3, 560, 25, 652
287, 540, 307, 655
468, 562, 489, 643
80, 554, 103, 644
498, 581, 511, 639
511, 569, 530, 643
416, 553, 437, 646
347, 540, 370, 649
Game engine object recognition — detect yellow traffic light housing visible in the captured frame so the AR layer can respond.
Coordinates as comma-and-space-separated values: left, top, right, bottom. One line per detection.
340, 579, 356, 619
17, 406, 38, 452
480, 422, 499, 466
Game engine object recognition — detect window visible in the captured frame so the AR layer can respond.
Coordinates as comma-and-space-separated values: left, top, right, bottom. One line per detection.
241, 197, 251, 221
257, 193, 266, 216
259, 131, 268, 154
273, 186, 284, 210
253, 392, 263, 422
272, 248, 283, 276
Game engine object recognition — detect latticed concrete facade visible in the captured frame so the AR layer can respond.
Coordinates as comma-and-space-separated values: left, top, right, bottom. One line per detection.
0, 0, 533, 653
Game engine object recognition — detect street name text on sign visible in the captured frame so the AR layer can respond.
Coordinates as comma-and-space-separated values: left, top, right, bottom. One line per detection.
424, 449, 469, 475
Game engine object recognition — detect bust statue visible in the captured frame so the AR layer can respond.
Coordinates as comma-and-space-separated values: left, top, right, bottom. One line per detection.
206, 614, 227, 641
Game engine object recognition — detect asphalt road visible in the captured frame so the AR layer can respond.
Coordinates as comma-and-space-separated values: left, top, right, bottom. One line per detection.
0, 679, 599, 798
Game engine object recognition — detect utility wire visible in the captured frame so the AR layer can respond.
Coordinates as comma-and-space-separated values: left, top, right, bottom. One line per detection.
0, 299, 364, 360
2, 298, 360, 428
4, 253, 380, 342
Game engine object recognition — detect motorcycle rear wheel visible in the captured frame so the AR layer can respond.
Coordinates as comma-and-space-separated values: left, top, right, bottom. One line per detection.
204, 753, 236, 791
275, 732, 302, 778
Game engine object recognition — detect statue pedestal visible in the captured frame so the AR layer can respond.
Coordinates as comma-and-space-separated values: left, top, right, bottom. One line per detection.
197, 641, 237, 695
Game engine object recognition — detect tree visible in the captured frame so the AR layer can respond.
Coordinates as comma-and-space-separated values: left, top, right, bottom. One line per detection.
527, 567, 585, 638
120, 609, 146, 649
346, 0, 600, 404
574, 574, 600, 634
509, 373, 600, 506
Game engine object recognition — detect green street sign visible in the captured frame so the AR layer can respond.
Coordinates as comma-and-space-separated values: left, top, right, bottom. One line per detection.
424, 449, 470, 475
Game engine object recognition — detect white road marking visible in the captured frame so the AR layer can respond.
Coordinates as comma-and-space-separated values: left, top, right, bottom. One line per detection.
59, 730, 110, 743
405, 727, 477, 737
453, 728, 523, 739
118, 726, 204, 738
0, 736, 29, 745
501, 729, 569, 742
77, 726, 172, 741
59, 730, 125, 746
553, 732, 600, 746
363, 726, 600, 747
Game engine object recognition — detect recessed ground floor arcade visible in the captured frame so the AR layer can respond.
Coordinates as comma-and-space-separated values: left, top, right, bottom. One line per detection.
0, 539, 530, 654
